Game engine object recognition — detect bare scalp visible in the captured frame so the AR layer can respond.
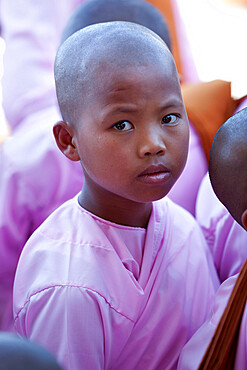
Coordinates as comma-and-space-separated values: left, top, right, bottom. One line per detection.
54, 21, 176, 126
209, 107, 247, 227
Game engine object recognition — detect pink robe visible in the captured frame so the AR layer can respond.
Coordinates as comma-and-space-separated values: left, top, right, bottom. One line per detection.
179, 97, 247, 370
0, 111, 206, 331
0, 0, 85, 331
0, 108, 83, 331
196, 173, 247, 282
0, 0, 207, 332
178, 273, 247, 370
14, 196, 219, 370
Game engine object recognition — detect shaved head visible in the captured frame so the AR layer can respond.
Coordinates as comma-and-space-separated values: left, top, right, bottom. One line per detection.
209, 107, 247, 227
54, 21, 175, 125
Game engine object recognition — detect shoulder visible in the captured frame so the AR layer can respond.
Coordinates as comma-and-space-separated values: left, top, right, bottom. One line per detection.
14, 199, 133, 318
34, 198, 119, 247
18, 196, 115, 251
155, 196, 201, 237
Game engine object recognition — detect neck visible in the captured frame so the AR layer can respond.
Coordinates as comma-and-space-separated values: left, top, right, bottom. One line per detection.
78, 182, 152, 229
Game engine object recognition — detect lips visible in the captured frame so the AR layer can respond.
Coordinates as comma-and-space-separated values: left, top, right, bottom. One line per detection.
137, 164, 170, 184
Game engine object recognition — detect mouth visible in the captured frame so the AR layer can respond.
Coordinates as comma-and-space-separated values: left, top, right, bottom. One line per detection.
137, 164, 170, 184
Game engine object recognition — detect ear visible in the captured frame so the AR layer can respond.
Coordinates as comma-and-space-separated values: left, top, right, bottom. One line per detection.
53, 121, 80, 161
241, 209, 247, 231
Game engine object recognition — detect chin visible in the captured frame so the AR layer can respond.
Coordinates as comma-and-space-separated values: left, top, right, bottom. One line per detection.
134, 190, 171, 204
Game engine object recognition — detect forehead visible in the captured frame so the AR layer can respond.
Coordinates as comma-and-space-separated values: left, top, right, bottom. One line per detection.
85, 41, 181, 101
91, 58, 180, 102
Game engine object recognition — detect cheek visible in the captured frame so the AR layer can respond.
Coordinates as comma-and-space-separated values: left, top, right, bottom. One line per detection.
170, 127, 189, 172
79, 136, 127, 179
179, 132, 190, 169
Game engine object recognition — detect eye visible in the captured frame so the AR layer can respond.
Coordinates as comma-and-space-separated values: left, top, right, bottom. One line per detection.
113, 120, 133, 131
161, 114, 180, 126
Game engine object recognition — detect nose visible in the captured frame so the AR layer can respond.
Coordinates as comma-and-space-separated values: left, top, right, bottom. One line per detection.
138, 128, 166, 158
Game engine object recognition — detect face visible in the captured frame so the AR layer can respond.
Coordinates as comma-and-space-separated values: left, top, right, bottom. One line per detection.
72, 55, 189, 210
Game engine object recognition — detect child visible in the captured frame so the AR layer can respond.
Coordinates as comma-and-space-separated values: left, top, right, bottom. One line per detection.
0, 332, 62, 369
60, 1, 243, 217
13, 22, 218, 370
0, 0, 172, 332
178, 107, 247, 369
0, 0, 206, 332
1, 0, 232, 332
59, 0, 209, 217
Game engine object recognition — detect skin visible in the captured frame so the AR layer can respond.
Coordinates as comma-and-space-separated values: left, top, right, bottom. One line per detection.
54, 23, 189, 228
209, 107, 247, 229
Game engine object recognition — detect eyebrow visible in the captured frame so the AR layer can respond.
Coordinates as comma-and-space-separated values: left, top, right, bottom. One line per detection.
103, 99, 184, 116
160, 98, 185, 109
156, 101, 185, 114
111, 107, 138, 114
101, 99, 184, 115
103, 105, 140, 115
